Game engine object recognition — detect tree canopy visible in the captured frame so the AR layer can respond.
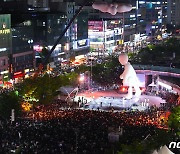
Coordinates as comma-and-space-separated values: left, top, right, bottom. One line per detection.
135, 38, 180, 66
168, 106, 180, 135
16, 72, 78, 105
0, 91, 22, 119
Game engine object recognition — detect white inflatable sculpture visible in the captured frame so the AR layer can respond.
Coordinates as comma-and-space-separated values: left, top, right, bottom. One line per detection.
92, 2, 132, 15
119, 53, 141, 99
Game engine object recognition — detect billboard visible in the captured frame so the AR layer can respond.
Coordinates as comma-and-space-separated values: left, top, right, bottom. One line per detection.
73, 39, 89, 50
88, 21, 103, 32
0, 14, 12, 56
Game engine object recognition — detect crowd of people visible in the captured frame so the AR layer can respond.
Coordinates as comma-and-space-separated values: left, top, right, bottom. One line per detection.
0, 87, 14, 94
0, 84, 179, 153
1, 101, 169, 154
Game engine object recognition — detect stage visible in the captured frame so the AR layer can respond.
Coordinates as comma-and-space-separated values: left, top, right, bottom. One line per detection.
74, 90, 166, 111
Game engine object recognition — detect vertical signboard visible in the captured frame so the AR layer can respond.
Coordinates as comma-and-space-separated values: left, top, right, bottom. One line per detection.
0, 14, 12, 56
0, 14, 12, 80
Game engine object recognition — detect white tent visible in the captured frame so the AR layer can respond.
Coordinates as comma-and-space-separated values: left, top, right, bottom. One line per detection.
158, 145, 174, 154
148, 82, 157, 87
57, 86, 78, 95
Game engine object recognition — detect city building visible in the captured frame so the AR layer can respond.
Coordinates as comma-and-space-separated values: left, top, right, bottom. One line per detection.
0, 14, 12, 82
48, 1, 90, 64
28, 0, 49, 9
0, 0, 90, 78
137, 0, 165, 36
167, 0, 180, 27
0, 2, 35, 82
88, 19, 123, 54
87, 0, 144, 52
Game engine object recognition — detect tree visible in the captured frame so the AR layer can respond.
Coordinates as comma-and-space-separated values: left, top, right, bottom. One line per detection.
135, 38, 180, 66
39, 47, 49, 59
74, 64, 90, 74
0, 91, 22, 119
117, 129, 173, 154
168, 106, 180, 134
16, 72, 79, 105
79, 56, 123, 85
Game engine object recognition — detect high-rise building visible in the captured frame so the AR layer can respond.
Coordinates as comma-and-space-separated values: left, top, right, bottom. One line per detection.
48, 1, 89, 62
87, 0, 141, 51
0, 0, 90, 77
88, 19, 123, 54
28, 0, 49, 11
11, 17, 35, 74
137, 0, 165, 36
167, 0, 180, 27
0, 14, 12, 82
162, 0, 168, 26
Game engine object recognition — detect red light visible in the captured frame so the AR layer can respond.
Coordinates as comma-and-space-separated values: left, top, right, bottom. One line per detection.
13, 72, 24, 78
141, 88, 145, 92
121, 87, 126, 92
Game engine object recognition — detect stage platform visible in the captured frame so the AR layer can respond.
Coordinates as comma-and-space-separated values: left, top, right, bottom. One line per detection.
74, 90, 166, 111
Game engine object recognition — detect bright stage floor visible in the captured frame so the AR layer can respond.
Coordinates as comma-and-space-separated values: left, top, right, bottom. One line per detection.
74, 90, 166, 111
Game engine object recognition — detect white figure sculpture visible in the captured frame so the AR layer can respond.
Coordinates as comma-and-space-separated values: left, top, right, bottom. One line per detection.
119, 53, 141, 99
92, 2, 132, 15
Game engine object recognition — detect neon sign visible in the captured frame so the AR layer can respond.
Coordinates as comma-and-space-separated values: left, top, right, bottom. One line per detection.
0, 22, 11, 34
77, 39, 87, 46
0, 29, 10, 34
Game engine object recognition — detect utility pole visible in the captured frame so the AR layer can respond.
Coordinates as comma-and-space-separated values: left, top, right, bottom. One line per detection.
103, 18, 106, 57
135, 0, 139, 34
122, 12, 125, 44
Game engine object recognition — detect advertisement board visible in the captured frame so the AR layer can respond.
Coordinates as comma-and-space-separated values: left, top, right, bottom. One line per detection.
0, 14, 12, 56
88, 21, 103, 32
73, 39, 89, 50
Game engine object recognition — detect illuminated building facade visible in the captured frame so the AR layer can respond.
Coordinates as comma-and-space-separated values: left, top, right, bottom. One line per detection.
0, 14, 12, 82
167, 0, 180, 27
137, 0, 166, 36
88, 20, 123, 53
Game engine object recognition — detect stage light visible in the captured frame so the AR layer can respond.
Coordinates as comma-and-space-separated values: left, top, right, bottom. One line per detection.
141, 88, 146, 92
122, 87, 126, 92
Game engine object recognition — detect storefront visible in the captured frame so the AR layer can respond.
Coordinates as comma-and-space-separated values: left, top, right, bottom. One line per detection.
13, 71, 25, 83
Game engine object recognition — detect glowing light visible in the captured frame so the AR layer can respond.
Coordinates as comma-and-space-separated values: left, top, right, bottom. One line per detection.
122, 87, 126, 92
0, 48, 7, 52
64, 43, 70, 51
141, 88, 146, 92
33, 45, 43, 52
79, 74, 85, 82
21, 102, 32, 111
